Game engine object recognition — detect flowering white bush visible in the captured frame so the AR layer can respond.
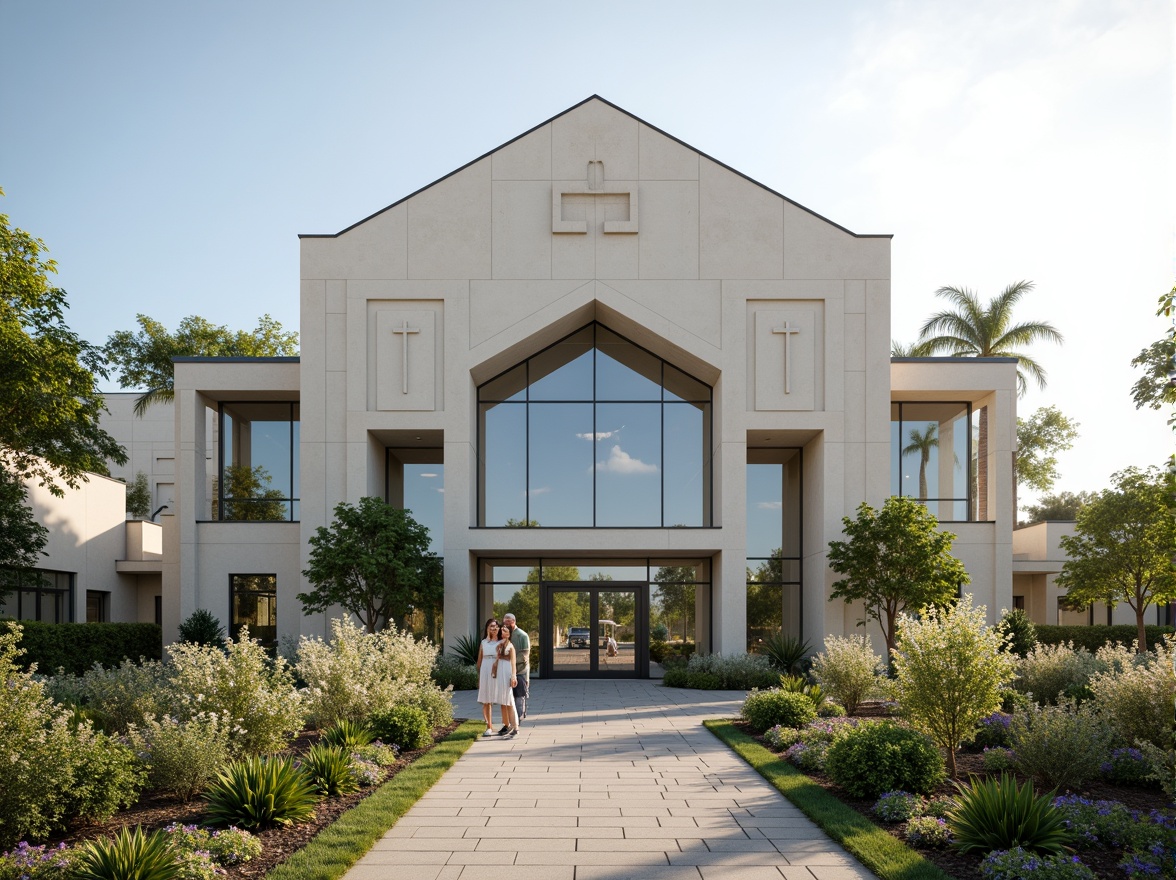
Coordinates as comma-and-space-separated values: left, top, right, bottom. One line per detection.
1088, 636, 1175, 751
46, 658, 170, 734
1015, 641, 1105, 705
892, 594, 1017, 777
295, 617, 449, 728
810, 634, 886, 715
682, 652, 778, 689
166, 628, 304, 756
126, 712, 231, 801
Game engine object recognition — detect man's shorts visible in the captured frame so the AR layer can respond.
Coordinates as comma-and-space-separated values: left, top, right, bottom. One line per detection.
512, 674, 529, 699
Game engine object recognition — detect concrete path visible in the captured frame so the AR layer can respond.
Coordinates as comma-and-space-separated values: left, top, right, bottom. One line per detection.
343, 679, 876, 880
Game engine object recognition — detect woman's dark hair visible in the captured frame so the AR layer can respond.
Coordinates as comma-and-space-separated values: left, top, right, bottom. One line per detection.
483, 618, 500, 639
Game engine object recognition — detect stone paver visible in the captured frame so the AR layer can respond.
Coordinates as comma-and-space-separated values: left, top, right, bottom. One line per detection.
343, 680, 877, 880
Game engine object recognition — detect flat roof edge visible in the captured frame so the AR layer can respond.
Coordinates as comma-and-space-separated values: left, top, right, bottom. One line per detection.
172, 356, 301, 364
891, 357, 1019, 363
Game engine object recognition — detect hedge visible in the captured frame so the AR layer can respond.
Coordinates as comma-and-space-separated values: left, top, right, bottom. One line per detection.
2, 620, 163, 673
1034, 624, 1174, 652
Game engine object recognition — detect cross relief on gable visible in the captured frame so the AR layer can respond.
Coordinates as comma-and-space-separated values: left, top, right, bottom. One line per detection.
374, 309, 437, 412
754, 309, 817, 412
552, 160, 639, 235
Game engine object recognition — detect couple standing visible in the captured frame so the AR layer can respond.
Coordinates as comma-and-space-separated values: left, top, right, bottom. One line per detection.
476, 612, 530, 738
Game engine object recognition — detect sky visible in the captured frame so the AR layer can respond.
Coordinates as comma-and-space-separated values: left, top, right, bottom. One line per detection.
1, 0, 1172, 509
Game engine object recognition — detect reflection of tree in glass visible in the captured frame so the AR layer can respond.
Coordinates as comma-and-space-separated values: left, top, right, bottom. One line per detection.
222, 464, 286, 521
746, 550, 786, 645
902, 425, 938, 501
653, 565, 695, 642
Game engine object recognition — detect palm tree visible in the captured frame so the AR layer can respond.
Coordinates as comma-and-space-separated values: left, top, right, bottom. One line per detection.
902, 424, 938, 501
917, 281, 1063, 519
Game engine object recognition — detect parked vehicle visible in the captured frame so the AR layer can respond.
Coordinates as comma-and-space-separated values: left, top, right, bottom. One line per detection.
567, 627, 591, 648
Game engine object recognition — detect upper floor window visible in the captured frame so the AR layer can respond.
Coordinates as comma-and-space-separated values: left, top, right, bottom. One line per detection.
890, 402, 975, 521
477, 323, 712, 527
217, 402, 299, 522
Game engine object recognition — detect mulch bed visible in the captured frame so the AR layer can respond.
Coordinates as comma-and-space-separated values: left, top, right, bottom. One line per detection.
51, 721, 462, 879
734, 713, 1172, 880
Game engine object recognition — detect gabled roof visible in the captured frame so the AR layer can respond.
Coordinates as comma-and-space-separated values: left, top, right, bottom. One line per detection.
299, 95, 891, 240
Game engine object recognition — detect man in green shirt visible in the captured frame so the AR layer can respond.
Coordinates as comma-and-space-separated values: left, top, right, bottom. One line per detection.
503, 613, 530, 723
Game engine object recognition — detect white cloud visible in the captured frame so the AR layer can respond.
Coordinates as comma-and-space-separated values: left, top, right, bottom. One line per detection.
594, 445, 658, 475
757, 501, 783, 510
575, 426, 624, 441
527, 486, 552, 496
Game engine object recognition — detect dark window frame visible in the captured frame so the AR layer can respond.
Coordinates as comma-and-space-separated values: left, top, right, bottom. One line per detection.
229, 573, 278, 648
215, 401, 300, 523
0, 569, 75, 623
891, 400, 975, 522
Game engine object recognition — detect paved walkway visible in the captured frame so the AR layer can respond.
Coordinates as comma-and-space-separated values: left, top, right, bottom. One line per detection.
344, 680, 876, 880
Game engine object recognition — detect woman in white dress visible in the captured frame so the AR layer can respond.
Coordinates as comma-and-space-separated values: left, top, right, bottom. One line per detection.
492, 625, 518, 737
476, 619, 517, 737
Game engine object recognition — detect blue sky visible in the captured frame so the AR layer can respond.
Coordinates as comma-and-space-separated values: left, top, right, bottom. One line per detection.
1, 0, 1171, 505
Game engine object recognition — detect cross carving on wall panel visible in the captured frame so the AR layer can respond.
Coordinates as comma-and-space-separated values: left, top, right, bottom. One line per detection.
391, 320, 420, 394
772, 321, 801, 394
552, 160, 639, 234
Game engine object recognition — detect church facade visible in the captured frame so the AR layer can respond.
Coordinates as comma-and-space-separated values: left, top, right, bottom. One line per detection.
162, 97, 1021, 674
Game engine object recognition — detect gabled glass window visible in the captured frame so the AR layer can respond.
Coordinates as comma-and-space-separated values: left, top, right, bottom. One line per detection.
477, 323, 712, 527
890, 402, 973, 521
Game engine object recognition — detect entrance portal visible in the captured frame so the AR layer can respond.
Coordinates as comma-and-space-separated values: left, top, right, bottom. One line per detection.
541, 582, 648, 678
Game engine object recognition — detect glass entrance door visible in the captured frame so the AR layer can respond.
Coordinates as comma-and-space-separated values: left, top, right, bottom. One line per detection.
541, 583, 647, 678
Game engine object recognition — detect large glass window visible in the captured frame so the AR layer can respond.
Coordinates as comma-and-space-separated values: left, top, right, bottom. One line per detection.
746, 450, 802, 649
230, 574, 277, 647
385, 453, 445, 643
890, 402, 973, 521
0, 570, 74, 623
218, 402, 299, 522
477, 323, 712, 527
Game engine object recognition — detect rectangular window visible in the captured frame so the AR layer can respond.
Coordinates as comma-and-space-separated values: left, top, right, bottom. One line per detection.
0, 570, 74, 623
218, 402, 299, 522
154, 595, 163, 626
746, 449, 803, 649
86, 591, 110, 623
230, 574, 277, 648
891, 401, 973, 521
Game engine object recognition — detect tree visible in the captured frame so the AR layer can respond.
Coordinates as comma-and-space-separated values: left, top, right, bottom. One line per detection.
891, 339, 931, 357
1055, 466, 1176, 652
654, 565, 697, 642
902, 424, 939, 501
219, 464, 287, 521
299, 497, 441, 634
0, 188, 127, 494
1016, 406, 1080, 495
0, 468, 48, 598
828, 496, 970, 659
917, 281, 1063, 520
892, 594, 1017, 777
1129, 283, 1176, 412
1023, 490, 1097, 524
125, 470, 152, 519
104, 314, 299, 416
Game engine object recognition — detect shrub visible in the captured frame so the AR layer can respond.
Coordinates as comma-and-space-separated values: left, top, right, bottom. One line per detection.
648, 640, 669, 663
948, 773, 1071, 855
979, 847, 1096, 880
872, 791, 925, 823
448, 633, 481, 667
177, 610, 226, 650
779, 674, 828, 710
996, 608, 1038, 657
760, 632, 810, 674
661, 667, 688, 688
73, 826, 180, 880
46, 658, 170, 734
204, 756, 320, 830
817, 701, 846, 717
778, 717, 864, 772
1101, 748, 1154, 786
1034, 624, 1174, 653
741, 689, 816, 732
167, 630, 304, 757
63, 727, 145, 823
1138, 743, 1176, 798
971, 712, 1012, 749
126, 712, 231, 801
431, 654, 477, 690
685, 671, 721, 689
824, 721, 945, 798
810, 634, 884, 716
8, 621, 162, 675
1088, 636, 1176, 751
651, 623, 669, 641
982, 747, 1017, 773
163, 824, 261, 867
906, 816, 952, 848
302, 744, 359, 798
353, 741, 399, 768
396, 681, 454, 729
295, 618, 445, 728
0, 842, 78, 879
320, 718, 374, 751
1051, 795, 1141, 849
682, 653, 778, 689
1015, 642, 1105, 705
924, 797, 955, 819
368, 705, 432, 750
1008, 698, 1115, 790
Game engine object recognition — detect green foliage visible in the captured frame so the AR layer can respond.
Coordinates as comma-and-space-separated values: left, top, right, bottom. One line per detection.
7, 621, 162, 675
661, 667, 688, 687
648, 639, 669, 663
0, 466, 47, 582
46, 657, 170, 734
218, 464, 287, 522
1023, 491, 1097, 523
651, 623, 669, 641
163, 824, 261, 868
685, 671, 722, 689
827, 497, 970, 656
979, 847, 1095, 880
431, 654, 477, 690
996, 608, 1037, 657
176, 609, 226, 650
0, 841, 79, 879
972, 713, 1012, 749
779, 674, 827, 711
0, 190, 127, 495
299, 498, 441, 635
1088, 636, 1176, 751
892, 594, 1018, 777
204, 756, 320, 830
1015, 641, 1105, 705
368, 705, 432, 750
1016, 406, 1080, 494
125, 471, 152, 520
448, 633, 481, 667
1034, 624, 1175, 652
810, 634, 886, 716
741, 689, 817, 732
982, 748, 1017, 773
948, 773, 1070, 855
321, 718, 375, 751
680, 652, 779, 689
73, 826, 180, 880
1057, 466, 1176, 652
103, 313, 298, 416
906, 816, 952, 848
1130, 283, 1176, 412
63, 727, 145, 823
167, 631, 304, 757
873, 791, 926, 823
302, 744, 360, 798
760, 632, 811, 674
1008, 699, 1115, 790
126, 712, 231, 801
824, 721, 946, 798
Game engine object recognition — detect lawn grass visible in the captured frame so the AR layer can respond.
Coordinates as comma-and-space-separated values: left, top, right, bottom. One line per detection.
266, 719, 483, 880
705, 719, 953, 880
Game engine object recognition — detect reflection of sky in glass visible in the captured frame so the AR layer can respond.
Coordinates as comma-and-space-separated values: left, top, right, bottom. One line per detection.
663, 404, 704, 526
404, 463, 443, 555
482, 403, 526, 525
228, 414, 293, 496
746, 463, 782, 559
529, 403, 593, 526
892, 407, 970, 504
595, 403, 660, 526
